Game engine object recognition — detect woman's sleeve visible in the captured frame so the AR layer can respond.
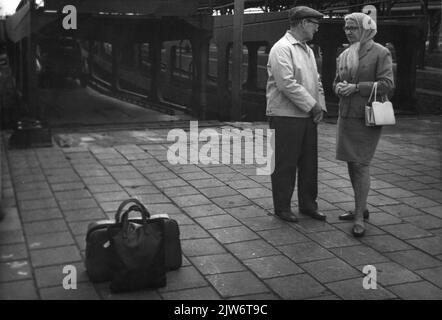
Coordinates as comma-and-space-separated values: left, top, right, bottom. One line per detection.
332, 57, 341, 96
358, 47, 395, 97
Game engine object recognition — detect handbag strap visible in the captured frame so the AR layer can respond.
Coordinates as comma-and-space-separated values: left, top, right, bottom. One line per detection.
367, 81, 378, 103
115, 198, 150, 223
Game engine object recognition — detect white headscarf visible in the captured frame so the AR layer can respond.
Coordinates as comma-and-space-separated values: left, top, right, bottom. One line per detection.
338, 12, 377, 79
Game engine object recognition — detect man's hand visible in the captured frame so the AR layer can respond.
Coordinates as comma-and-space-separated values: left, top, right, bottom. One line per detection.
313, 110, 323, 124
311, 102, 323, 124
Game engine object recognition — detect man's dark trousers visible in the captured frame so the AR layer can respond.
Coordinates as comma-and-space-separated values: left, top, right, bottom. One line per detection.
269, 116, 318, 214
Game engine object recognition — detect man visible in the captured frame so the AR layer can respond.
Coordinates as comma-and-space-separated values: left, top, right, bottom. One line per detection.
266, 6, 327, 222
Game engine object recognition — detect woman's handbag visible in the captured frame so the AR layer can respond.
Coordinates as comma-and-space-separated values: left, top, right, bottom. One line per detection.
365, 82, 396, 126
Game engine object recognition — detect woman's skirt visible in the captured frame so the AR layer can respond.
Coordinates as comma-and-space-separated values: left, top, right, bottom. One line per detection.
336, 117, 382, 164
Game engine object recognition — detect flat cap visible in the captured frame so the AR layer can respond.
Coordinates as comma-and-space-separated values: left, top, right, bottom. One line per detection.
288, 6, 323, 21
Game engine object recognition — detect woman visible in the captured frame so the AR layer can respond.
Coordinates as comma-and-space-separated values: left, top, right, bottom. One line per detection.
333, 13, 394, 237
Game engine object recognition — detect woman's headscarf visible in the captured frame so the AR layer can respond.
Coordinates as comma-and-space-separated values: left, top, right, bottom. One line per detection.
338, 12, 377, 79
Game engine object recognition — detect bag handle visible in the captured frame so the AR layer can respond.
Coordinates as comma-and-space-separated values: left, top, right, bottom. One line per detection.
115, 198, 150, 223
367, 81, 378, 103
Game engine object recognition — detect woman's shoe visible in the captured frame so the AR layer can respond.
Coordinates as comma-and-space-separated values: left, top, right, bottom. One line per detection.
352, 222, 366, 238
339, 209, 369, 221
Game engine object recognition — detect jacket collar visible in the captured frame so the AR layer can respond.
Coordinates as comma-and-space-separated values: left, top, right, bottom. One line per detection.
285, 31, 309, 52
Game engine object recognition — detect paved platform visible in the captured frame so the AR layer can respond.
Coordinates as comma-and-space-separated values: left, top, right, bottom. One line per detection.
0, 116, 441, 300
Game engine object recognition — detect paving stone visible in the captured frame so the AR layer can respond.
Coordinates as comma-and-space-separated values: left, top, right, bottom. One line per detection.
154, 178, 189, 189
367, 194, 400, 206
23, 219, 68, 236
211, 195, 253, 209
118, 178, 152, 187
145, 171, 177, 181
68, 220, 98, 236
414, 189, 442, 203
226, 239, 279, 260
226, 205, 269, 219
34, 262, 89, 288
198, 186, 239, 198
94, 282, 162, 300
391, 180, 430, 191
406, 236, 442, 256
307, 230, 360, 248
415, 266, 442, 288
244, 255, 303, 279
161, 286, 221, 300
16, 189, 54, 201
301, 257, 361, 283
63, 207, 107, 222
0, 243, 28, 262
99, 201, 123, 213
294, 218, 336, 233
58, 198, 98, 211
188, 178, 225, 188
19, 198, 58, 211
265, 273, 329, 300
54, 190, 93, 202
40, 282, 100, 300
258, 227, 309, 246
20, 207, 64, 222
190, 253, 245, 275
125, 185, 160, 195
172, 194, 211, 207
111, 170, 144, 180
330, 245, 390, 266
422, 206, 442, 219
159, 266, 208, 292
181, 238, 226, 257
368, 212, 404, 226
93, 191, 130, 202
400, 196, 440, 208
404, 215, 442, 230
195, 215, 241, 229
228, 292, 280, 300
334, 221, 386, 237
207, 271, 269, 298
387, 281, 442, 300
325, 278, 396, 300
356, 261, 422, 286
162, 186, 200, 197
239, 216, 286, 232
385, 249, 442, 270
224, 179, 262, 189
179, 172, 214, 181
28, 232, 74, 250
30, 245, 82, 267
278, 241, 334, 264
237, 187, 272, 199
0, 260, 32, 282
183, 204, 226, 218
83, 176, 117, 185
209, 226, 259, 244
0, 280, 39, 300
145, 203, 182, 215
380, 223, 433, 239
252, 197, 275, 210
376, 188, 416, 198
87, 184, 125, 193
180, 224, 210, 240
0, 230, 25, 245
320, 191, 354, 203
361, 235, 414, 253
133, 193, 173, 205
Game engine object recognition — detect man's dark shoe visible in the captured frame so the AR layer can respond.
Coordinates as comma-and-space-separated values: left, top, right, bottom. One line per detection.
275, 210, 299, 223
339, 209, 369, 221
299, 210, 326, 221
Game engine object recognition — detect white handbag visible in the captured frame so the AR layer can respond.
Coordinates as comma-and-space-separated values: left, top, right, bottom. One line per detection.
365, 82, 396, 126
